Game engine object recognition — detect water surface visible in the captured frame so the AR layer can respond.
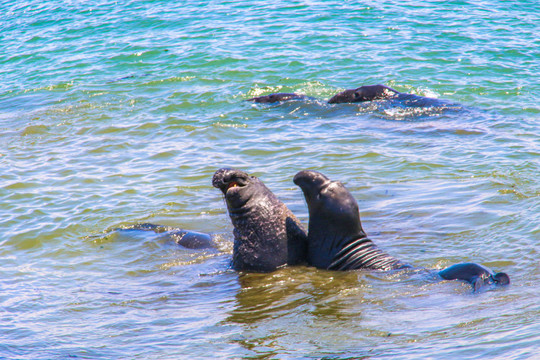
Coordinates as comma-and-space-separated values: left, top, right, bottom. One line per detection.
1, 1, 539, 359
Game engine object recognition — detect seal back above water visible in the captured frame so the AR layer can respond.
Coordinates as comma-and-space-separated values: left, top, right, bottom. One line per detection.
247, 93, 309, 103
213, 168, 308, 272
327, 84, 401, 104
439, 262, 510, 292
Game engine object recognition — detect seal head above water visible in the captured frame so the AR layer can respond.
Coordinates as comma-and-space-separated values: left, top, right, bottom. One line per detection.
213, 168, 308, 272
293, 170, 408, 270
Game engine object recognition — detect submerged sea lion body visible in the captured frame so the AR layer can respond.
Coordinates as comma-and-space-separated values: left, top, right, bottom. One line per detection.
293, 170, 510, 291
213, 168, 307, 272
247, 93, 310, 103
247, 84, 452, 108
118, 223, 213, 249
439, 263, 510, 291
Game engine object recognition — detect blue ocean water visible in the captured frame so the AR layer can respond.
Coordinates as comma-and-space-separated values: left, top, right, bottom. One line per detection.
1, 1, 539, 359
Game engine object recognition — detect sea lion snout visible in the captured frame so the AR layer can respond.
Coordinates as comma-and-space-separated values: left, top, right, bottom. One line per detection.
293, 170, 331, 192
492, 272, 510, 285
212, 168, 250, 195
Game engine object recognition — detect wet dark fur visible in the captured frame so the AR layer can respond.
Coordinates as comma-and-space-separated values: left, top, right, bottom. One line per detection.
213, 168, 307, 272
247, 84, 450, 107
247, 93, 308, 103
293, 170, 408, 271
439, 263, 510, 291
327, 84, 400, 104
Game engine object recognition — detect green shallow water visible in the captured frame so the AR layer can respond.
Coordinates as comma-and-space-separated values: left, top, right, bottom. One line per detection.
1, 1, 539, 359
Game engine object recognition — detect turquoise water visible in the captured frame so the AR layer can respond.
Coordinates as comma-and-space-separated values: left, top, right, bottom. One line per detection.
1, 1, 539, 359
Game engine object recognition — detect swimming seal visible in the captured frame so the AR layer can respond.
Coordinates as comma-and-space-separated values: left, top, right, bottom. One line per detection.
293, 170, 409, 270
247, 93, 308, 103
246, 85, 398, 104
247, 84, 453, 108
213, 168, 307, 272
117, 223, 213, 249
293, 170, 510, 291
327, 84, 400, 104
439, 263, 510, 292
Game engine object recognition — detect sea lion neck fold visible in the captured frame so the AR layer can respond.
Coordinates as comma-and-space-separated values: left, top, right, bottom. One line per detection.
213, 168, 307, 272
294, 170, 406, 271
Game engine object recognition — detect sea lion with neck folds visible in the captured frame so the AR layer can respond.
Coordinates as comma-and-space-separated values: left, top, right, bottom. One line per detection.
213, 168, 308, 272
293, 170, 510, 291
293, 170, 409, 271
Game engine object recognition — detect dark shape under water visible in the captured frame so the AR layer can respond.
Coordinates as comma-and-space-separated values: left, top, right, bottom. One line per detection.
247, 93, 311, 103
117, 223, 213, 249
439, 263, 510, 292
293, 170, 510, 292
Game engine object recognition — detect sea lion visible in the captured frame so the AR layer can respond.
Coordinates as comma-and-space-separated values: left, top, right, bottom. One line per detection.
293, 170, 409, 271
293, 170, 510, 291
247, 93, 309, 103
327, 84, 400, 104
439, 263, 510, 292
212, 168, 308, 272
117, 223, 213, 249
248, 84, 451, 108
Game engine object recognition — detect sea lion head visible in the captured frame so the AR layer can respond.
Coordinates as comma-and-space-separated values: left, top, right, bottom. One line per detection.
212, 168, 268, 213
491, 272, 510, 286
293, 170, 365, 238
213, 168, 307, 272
328, 84, 400, 104
294, 170, 370, 269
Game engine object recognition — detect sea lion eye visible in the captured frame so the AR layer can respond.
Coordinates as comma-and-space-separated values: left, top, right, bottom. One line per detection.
354, 92, 361, 99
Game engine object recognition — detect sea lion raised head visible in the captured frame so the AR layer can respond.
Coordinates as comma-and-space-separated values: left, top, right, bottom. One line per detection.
328, 84, 400, 104
213, 168, 307, 272
293, 170, 407, 271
